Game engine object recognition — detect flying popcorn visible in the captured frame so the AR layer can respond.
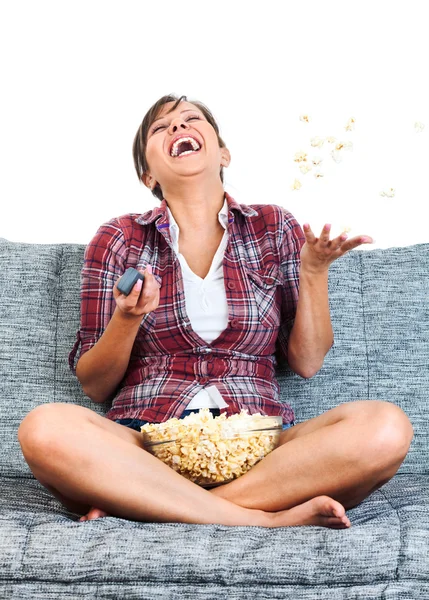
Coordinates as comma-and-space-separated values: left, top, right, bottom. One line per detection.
415, 122, 425, 133
335, 141, 353, 151
331, 149, 343, 163
340, 225, 352, 234
294, 150, 308, 162
310, 136, 325, 148
299, 114, 311, 123
326, 137, 336, 144
299, 163, 313, 174
345, 117, 356, 131
314, 171, 324, 178
380, 188, 396, 198
291, 178, 302, 190
312, 156, 323, 166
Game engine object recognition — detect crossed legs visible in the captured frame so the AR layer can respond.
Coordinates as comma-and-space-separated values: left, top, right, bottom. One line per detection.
17, 400, 413, 527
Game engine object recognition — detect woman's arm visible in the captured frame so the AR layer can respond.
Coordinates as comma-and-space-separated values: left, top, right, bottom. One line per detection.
76, 267, 161, 404
76, 306, 143, 403
287, 268, 333, 379
287, 222, 373, 378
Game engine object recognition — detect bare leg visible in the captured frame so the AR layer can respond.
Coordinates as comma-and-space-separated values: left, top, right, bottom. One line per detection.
210, 400, 414, 512
17, 403, 350, 528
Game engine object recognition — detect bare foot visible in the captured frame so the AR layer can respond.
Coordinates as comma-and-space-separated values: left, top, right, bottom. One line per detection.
266, 495, 351, 529
79, 506, 110, 522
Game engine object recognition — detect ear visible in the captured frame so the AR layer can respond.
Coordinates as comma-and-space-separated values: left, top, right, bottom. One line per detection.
142, 173, 154, 189
220, 147, 231, 168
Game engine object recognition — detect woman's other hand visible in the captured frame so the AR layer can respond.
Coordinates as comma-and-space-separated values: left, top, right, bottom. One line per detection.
113, 265, 161, 317
300, 224, 373, 275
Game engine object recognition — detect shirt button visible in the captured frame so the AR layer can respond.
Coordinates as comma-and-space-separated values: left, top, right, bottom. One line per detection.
227, 281, 236, 290
230, 319, 239, 328
200, 377, 210, 384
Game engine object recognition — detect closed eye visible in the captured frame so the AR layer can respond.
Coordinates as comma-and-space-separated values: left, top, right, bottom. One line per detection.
151, 115, 201, 134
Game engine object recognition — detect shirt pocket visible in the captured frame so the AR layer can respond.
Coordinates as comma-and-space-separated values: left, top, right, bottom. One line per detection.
245, 263, 285, 328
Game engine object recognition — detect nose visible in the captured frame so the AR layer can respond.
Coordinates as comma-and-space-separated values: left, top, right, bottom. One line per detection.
168, 117, 190, 134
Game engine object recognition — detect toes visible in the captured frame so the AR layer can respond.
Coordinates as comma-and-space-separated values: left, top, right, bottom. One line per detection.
318, 496, 346, 518
79, 507, 109, 522
320, 515, 351, 529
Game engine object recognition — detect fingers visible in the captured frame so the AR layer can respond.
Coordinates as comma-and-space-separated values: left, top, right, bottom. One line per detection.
113, 266, 161, 316
338, 235, 374, 252
330, 231, 349, 251
304, 223, 373, 252
135, 267, 160, 310
303, 223, 332, 246
303, 223, 317, 243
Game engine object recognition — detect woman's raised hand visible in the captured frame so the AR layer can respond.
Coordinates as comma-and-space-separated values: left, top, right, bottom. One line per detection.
113, 265, 161, 317
300, 224, 374, 274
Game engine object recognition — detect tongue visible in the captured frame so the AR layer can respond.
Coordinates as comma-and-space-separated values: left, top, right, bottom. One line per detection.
177, 141, 195, 156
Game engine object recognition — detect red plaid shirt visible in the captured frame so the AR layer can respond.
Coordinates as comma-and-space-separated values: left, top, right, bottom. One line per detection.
69, 192, 305, 424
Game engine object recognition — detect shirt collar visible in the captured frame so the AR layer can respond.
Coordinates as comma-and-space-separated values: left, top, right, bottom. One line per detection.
134, 191, 258, 227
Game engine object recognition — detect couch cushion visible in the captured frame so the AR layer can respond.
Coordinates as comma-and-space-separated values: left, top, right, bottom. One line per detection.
0, 240, 105, 478
277, 250, 369, 424
0, 474, 427, 598
1, 239, 428, 478
362, 244, 429, 474
277, 243, 429, 475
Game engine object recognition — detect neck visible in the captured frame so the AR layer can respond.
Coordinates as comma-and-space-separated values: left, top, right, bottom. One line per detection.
162, 180, 226, 237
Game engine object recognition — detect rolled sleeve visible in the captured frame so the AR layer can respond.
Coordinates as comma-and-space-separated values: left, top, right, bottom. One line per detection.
275, 208, 306, 366
68, 220, 127, 375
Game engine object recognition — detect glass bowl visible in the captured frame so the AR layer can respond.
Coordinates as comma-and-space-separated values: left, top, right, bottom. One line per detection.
141, 410, 283, 488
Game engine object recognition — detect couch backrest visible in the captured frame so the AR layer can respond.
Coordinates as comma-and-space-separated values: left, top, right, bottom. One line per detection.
0, 238, 428, 478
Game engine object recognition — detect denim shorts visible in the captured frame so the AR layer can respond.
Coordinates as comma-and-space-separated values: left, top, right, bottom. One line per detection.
115, 408, 295, 432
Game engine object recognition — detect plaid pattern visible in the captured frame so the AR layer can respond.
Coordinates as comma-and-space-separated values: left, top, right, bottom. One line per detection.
69, 192, 305, 424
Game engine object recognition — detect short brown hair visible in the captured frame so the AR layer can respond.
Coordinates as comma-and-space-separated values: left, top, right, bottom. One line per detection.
132, 94, 227, 201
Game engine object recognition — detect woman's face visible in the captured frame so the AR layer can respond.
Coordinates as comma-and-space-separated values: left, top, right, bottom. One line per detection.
143, 101, 229, 192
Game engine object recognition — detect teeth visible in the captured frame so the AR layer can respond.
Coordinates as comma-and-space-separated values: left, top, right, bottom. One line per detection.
176, 150, 197, 157
170, 136, 201, 157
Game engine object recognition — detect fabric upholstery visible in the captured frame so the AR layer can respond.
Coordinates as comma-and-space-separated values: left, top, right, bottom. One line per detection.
0, 237, 428, 598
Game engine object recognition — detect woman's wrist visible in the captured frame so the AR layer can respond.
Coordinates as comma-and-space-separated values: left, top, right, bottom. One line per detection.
299, 263, 329, 281
113, 305, 145, 325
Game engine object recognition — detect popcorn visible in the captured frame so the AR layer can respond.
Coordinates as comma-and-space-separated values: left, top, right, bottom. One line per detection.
345, 117, 356, 131
141, 408, 282, 488
380, 188, 396, 198
299, 163, 313, 174
299, 114, 311, 123
312, 156, 323, 166
331, 149, 343, 163
291, 178, 302, 190
414, 121, 425, 133
335, 141, 353, 151
326, 137, 337, 144
310, 136, 325, 148
294, 150, 308, 162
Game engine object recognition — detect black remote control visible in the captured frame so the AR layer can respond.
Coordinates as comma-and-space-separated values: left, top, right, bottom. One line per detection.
117, 267, 145, 296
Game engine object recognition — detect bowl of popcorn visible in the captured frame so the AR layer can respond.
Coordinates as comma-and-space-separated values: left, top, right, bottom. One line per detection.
141, 408, 283, 488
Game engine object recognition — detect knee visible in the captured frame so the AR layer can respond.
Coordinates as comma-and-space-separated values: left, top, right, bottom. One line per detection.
18, 403, 69, 461
366, 400, 414, 464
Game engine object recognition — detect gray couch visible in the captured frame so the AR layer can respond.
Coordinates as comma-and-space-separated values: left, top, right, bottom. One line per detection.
0, 236, 428, 599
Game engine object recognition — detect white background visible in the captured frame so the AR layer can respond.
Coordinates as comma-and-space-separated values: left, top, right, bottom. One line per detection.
0, 0, 428, 248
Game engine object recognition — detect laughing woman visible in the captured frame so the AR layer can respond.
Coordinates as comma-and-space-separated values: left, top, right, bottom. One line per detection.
18, 94, 414, 529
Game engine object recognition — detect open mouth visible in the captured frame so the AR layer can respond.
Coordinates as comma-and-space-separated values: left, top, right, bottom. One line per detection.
174, 146, 202, 158
170, 137, 202, 158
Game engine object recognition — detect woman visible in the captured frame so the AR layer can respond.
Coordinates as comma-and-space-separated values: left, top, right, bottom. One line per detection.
18, 94, 414, 529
